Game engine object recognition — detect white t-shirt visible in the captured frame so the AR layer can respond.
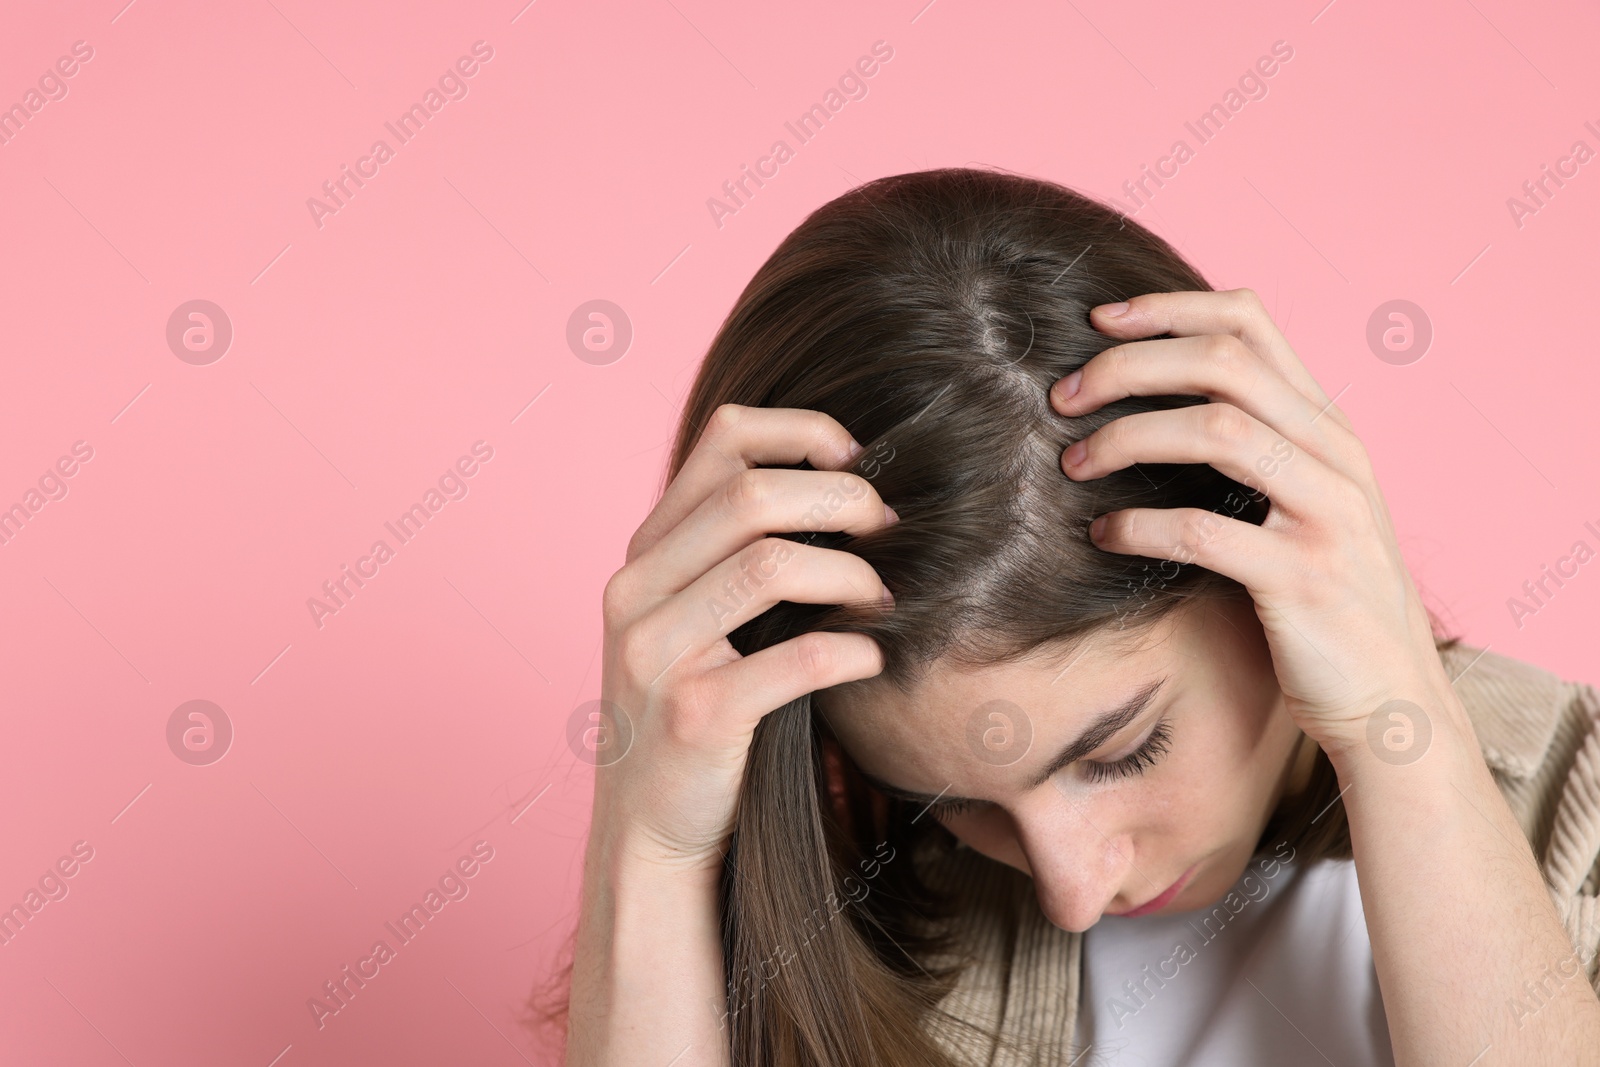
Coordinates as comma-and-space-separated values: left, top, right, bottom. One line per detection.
1073, 851, 1395, 1066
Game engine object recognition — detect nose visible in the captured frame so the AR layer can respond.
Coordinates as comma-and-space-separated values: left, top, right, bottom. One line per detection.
1015, 793, 1131, 933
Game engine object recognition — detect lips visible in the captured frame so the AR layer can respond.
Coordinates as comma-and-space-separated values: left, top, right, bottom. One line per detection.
1107, 863, 1198, 918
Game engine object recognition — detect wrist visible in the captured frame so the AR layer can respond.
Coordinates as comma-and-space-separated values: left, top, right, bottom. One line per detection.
1318, 667, 1481, 783
570, 822, 729, 1065
587, 819, 727, 893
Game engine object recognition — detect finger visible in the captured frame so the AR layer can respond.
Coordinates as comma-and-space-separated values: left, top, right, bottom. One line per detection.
633, 538, 893, 681
701, 630, 886, 736
1050, 333, 1361, 476
1088, 505, 1290, 598
631, 466, 893, 602
1087, 289, 1352, 432
1063, 402, 1345, 519
628, 404, 864, 565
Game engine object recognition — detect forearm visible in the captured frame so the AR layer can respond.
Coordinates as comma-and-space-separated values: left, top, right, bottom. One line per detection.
1326, 672, 1600, 1065
567, 832, 731, 1067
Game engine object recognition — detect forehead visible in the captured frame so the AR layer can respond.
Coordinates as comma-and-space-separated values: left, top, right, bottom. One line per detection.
816, 616, 1177, 789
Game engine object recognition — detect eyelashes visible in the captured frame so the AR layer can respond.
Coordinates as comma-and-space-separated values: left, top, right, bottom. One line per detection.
929, 716, 1174, 818
930, 795, 978, 818
1081, 716, 1172, 785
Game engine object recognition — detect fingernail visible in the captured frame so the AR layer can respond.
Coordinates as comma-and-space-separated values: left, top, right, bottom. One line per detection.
1089, 515, 1107, 541
884, 503, 900, 525
1097, 301, 1130, 318
847, 438, 865, 460
1055, 370, 1083, 405
1063, 440, 1088, 467
881, 586, 896, 607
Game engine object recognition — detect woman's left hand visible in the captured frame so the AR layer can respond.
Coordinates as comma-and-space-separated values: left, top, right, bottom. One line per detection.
1050, 288, 1456, 758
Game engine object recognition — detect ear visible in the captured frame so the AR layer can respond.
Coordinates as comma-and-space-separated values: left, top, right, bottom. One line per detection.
819, 731, 854, 835
818, 729, 892, 845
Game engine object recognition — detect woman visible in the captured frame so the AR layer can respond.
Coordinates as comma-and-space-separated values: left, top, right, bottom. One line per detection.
549, 168, 1600, 1065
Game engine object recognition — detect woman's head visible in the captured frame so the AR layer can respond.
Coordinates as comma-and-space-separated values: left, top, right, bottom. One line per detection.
672, 166, 1268, 677
637, 166, 1443, 1064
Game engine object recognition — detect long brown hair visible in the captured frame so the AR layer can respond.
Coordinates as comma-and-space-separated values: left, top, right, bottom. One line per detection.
529, 166, 1459, 1064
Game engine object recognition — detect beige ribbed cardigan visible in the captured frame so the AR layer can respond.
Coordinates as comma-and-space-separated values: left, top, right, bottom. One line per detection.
913, 642, 1600, 1065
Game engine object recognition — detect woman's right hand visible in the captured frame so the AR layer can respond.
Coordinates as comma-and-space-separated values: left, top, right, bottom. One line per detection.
588, 403, 898, 881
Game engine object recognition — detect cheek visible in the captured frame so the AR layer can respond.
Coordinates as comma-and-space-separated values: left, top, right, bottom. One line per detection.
1144, 714, 1275, 834
1199, 692, 1295, 787
1187, 718, 1300, 844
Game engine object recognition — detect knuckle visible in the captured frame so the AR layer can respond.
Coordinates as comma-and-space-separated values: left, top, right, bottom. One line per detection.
1351, 447, 1376, 485
611, 620, 649, 681
1231, 287, 1264, 316
1099, 345, 1133, 393
601, 567, 634, 622
1096, 414, 1127, 450
739, 536, 795, 578
705, 402, 749, 441
612, 619, 656, 678
1335, 429, 1374, 477
792, 631, 839, 680
724, 467, 772, 517
624, 521, 659, 565
1330, 474, 1369, 514
659, 691, 710, 749
1203, 402, 1251, 443
1203, 333, 1248, 373
1178, 510, 1217, 547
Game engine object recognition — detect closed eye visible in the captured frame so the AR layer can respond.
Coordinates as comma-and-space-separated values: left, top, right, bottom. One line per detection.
1080, 716, 1172, 784
929, 716, 1174, 818
929, 795, 979, 818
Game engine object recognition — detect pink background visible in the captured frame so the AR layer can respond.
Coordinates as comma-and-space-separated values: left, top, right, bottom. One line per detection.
2, 0, 1597, 1063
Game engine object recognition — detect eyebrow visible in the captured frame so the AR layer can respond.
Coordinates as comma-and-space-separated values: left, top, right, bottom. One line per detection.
857, 674, 1170, 810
